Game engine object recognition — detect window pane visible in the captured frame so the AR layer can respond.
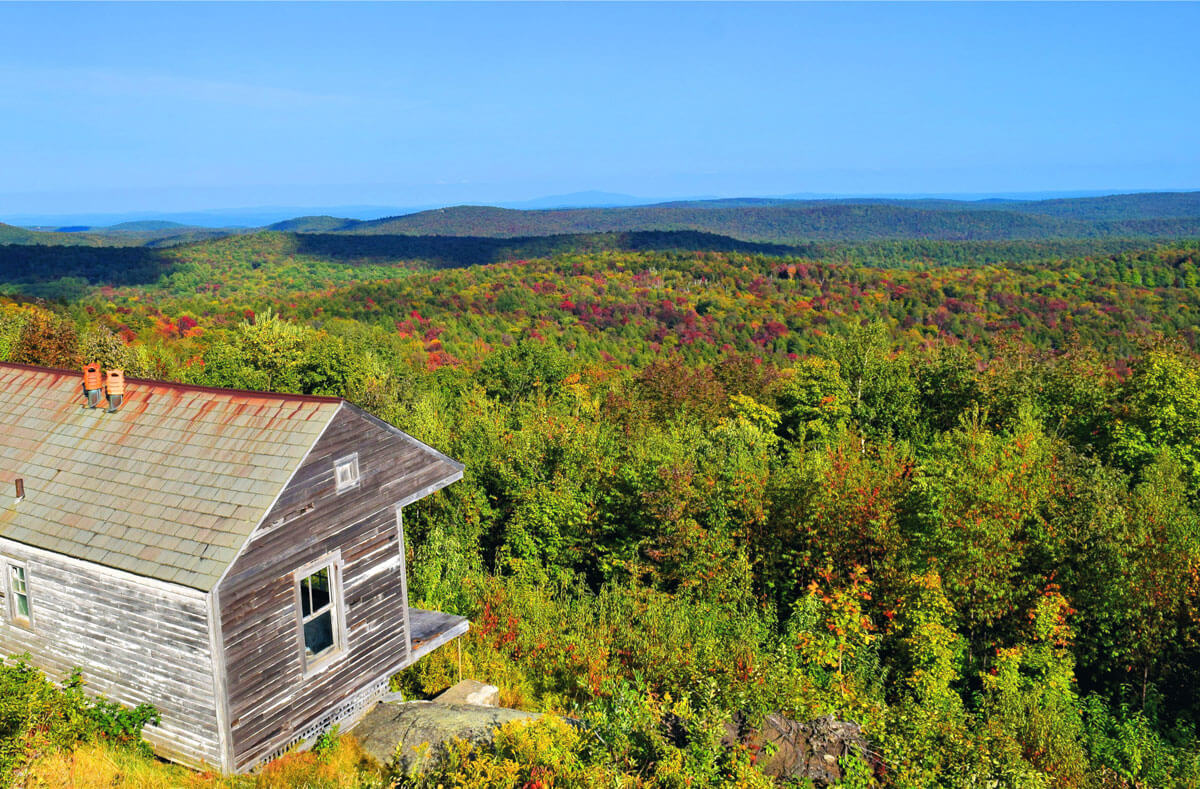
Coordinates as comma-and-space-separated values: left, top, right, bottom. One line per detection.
10, 566, 24, 594
309, 568, 331, 612
303, 610, 334, 656
300, 577, 312, 617
15, 593, 28, 619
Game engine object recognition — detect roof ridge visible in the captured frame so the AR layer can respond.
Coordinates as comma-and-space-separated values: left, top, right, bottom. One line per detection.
0, 361, 345, 405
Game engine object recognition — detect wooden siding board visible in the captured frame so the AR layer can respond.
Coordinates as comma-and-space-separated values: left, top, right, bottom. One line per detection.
0, 541, 222, 769
218, 406, 458, 771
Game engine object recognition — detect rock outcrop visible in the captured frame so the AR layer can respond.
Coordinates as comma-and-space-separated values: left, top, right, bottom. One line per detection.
433, 679, 501, 707
722, 713, 873, 786
351, 691, 871, 786
352, 701, 538, 773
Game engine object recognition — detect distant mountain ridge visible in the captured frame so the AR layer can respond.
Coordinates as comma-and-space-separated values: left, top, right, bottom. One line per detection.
319, 192, 1200, 243
4, 191, 1200, 248
0, 221, 241, 248
0, 223, 107, 246
266, 216, 357, 233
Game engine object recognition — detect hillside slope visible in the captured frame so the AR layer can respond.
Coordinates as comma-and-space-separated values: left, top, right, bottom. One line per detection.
4, 191, 1199, 248
266, 215, 362, 233
0, 222, 238, 248
325, 193, 1200, 243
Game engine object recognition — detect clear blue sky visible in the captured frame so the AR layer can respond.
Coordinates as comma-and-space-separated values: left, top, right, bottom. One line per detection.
1, 1, 1197, 215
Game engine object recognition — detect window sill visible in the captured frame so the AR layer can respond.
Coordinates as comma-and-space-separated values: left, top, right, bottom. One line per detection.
301, 647, 347, 678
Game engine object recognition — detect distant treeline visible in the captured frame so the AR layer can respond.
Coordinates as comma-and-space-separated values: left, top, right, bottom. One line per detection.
315, 193, 1200, 243
5, 190, 1200, 250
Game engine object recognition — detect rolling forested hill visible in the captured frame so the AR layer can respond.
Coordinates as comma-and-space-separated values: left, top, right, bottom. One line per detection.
0, 221, 240, 248
793, 191, 1200, 221
2, 228, 1196, 359
282, 191, 1200, 243
0, 229, 1166, 301
6, 191, 1200, 248
996, 190, 1200, 220
0, 223, 102, 246
266, 215, 361, 233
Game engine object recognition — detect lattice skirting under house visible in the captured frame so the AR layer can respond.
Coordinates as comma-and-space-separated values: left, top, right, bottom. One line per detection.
253, 676, 392, 769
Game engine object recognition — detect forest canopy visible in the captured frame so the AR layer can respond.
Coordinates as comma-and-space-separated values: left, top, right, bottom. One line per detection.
3, 232, 1200, 786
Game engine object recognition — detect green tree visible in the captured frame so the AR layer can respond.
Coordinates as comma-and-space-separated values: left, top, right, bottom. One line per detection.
828, 321, 921, 442
880, 572, 972, 787
776, 357, 851, 446
910, 409, 1057, 652
193, 308, 357, 396
1110, 344, 1200, 496
914, 343, 980, 434
976, 589, 1088, 786
478, 339, 573, 403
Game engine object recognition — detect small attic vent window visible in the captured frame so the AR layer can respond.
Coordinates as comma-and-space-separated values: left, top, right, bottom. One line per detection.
334, 454, 360, 493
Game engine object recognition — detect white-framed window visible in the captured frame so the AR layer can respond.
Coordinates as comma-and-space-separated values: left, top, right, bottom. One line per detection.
7, 560, 31, 628
293, 553, 346, 673
334, 453, 360, 493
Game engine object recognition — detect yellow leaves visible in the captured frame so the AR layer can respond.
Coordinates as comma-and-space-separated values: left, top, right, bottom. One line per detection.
724, 393, 781, 434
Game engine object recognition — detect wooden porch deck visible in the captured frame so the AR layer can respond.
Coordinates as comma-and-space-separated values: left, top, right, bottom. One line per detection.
408, 607, 470, 662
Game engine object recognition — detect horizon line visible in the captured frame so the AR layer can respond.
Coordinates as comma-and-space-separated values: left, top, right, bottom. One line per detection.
5, 186, 1200, 229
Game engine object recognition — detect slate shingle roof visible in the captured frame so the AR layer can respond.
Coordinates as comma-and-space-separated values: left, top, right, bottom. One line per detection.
0, 363, 344, 591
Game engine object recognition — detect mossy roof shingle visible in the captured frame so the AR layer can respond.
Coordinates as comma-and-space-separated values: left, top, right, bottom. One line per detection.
0, 363, 342, 591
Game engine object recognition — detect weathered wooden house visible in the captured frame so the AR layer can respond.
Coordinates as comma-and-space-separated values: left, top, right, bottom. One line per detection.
0, 362, 468, 772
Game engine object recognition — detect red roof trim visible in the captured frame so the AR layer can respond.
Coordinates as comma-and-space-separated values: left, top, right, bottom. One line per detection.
0, 361, 345, 405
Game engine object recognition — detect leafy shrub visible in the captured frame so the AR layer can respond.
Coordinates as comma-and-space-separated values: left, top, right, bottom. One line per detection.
1081, 697, 1200, 788
0, 658, 159, 786
398, 713, 774, 789
9, 310, 79, 368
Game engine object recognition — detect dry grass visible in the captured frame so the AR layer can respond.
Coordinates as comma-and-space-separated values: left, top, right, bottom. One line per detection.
256, 736, 381, 789
23, 736, 380, 789
23, 743, 234, 788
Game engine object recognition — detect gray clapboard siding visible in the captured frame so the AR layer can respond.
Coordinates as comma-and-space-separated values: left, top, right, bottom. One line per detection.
218, 405, 451, 771
0, 538, 223, 768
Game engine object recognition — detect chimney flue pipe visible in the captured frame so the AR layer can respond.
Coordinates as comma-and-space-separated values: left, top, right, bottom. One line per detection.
82, 363, 103, 409
105, 369, 125, 413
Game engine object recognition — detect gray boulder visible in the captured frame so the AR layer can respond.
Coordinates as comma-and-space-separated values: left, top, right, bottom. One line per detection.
434, 679, 500, 707
351, 701, 539, 773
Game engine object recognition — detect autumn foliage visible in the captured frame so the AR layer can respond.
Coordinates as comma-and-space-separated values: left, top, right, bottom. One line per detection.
4, 236, 1200, 784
